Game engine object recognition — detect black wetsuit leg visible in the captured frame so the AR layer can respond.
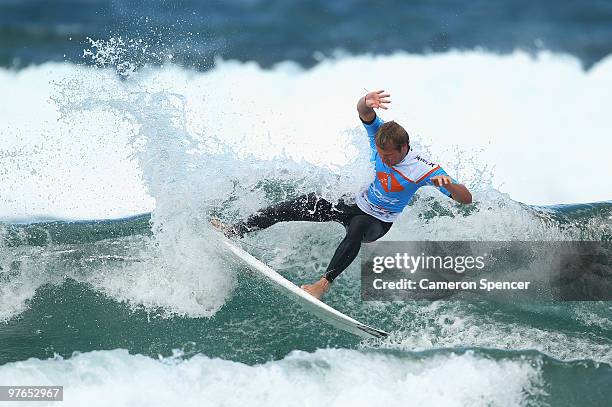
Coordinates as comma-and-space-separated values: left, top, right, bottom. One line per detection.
323, 214, 392, 282
232, 192, 352, 235
232, 192, 393, 283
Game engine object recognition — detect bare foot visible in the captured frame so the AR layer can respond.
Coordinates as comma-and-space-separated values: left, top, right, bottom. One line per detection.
301, 277, 331, 300
210, 218, 238, 238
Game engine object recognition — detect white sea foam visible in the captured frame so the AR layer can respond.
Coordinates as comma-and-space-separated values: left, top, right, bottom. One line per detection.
0, 348, 544, 407
1, 50, 611, 222
1, 50, 610, 323
369, 300, 612, 365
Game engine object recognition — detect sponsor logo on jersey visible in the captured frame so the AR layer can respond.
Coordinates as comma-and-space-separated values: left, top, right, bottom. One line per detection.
376, 172, 405, 192
414, 155, 437, 168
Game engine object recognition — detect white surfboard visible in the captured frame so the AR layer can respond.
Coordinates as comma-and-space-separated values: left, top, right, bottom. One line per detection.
217, 233, 389, 339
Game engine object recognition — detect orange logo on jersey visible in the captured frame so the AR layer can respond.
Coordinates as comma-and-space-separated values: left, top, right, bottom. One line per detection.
377, 172, 404, 192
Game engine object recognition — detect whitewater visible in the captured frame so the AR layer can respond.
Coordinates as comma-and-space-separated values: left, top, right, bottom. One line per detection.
1, 50, 611, 407
1, 50, 611, 221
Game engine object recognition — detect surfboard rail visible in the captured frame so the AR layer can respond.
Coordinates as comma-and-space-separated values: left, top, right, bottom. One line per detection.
217, 233, 389, 339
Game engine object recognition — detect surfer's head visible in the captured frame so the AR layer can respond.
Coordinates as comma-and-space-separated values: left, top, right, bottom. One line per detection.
375, 121, 410, 166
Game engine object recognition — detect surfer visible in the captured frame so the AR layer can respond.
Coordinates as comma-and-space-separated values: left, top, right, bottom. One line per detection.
212, 89, 472, 299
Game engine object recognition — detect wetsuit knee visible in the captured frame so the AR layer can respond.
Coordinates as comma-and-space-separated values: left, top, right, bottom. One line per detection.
346, 215, 382, 242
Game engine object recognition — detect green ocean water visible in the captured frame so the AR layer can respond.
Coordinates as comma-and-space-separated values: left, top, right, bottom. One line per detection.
1, 202, 611, 405
2, 1, 612, 403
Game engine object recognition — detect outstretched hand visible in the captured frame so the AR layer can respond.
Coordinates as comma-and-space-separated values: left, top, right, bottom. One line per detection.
365, 90, 391, 110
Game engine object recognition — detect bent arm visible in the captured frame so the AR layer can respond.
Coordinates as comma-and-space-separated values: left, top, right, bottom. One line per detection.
427, 173, 473, 204
445, 183, 473, 204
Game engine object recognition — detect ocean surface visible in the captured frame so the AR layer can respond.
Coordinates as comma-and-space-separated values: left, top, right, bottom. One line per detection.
1, 1, 612, 406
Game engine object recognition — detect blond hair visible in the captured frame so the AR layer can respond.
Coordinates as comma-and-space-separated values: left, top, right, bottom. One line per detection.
375, 121, 410, 150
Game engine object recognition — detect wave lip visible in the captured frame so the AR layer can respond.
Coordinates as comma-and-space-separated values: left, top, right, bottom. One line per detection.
2, 50, 612, 223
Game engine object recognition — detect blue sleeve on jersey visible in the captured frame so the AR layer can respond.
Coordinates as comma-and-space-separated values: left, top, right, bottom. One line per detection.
362, 115, 384, 151
418, 167, 456, 198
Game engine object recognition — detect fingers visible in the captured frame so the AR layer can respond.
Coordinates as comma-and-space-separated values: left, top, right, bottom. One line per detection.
364, 89, 392, 110
371, 102, 390, 109
370, 98, 391, 109
372, 90, 391, 98
431, 176, 452, 186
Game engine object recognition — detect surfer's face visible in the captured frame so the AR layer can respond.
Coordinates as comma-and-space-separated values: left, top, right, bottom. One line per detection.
377, 143, 408, 167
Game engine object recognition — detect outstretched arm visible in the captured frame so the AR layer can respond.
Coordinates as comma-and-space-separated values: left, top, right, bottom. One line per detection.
357, 89, 391, 123
430, 175, 473, 204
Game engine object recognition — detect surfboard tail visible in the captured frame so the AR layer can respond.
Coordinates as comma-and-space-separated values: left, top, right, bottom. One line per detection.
355, 324, 390, 339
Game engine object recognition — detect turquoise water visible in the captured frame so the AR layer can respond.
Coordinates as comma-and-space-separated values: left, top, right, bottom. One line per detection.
1, 201, 611, 405
2, 6, 612, 400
